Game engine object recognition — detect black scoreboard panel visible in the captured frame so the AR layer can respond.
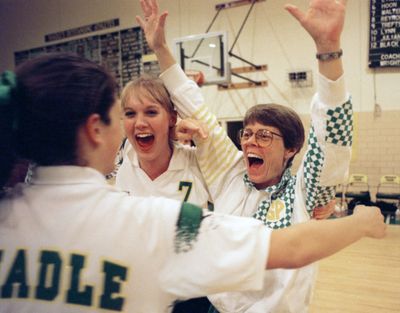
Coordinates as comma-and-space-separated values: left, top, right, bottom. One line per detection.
369, 0, 400, 68
14, 26, 160, 90
100, 31, 121, 87
120, 28, 142, 87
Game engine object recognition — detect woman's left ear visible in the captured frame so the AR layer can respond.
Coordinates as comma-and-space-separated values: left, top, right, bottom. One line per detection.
84, 113, 103, 144
284, 147, 297, 161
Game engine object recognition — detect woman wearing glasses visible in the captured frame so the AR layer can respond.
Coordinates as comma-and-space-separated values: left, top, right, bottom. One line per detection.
137, 0, 351, 312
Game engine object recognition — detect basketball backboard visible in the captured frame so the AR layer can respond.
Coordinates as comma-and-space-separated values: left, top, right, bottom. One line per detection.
173, 31, 230, 85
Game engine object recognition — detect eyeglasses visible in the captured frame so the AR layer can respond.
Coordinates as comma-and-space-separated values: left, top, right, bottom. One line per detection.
239, 128, 283, 147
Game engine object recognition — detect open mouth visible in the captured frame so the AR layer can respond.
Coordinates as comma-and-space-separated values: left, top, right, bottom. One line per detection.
135, 133, 155, 149
247, 153, 264, 167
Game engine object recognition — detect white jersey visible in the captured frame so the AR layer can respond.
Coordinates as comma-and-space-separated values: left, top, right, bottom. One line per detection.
0, 166, 271, 313
161, 64, 353, 313
115, 141, 212, 209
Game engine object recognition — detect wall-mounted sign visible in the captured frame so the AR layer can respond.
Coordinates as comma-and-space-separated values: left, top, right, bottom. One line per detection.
15, 26, 160, 90
45, 18, 120, 42
369, 0, 400, 68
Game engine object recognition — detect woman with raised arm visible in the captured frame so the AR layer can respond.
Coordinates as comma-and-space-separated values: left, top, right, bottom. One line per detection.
114, 73, 212, 313
137, 0, 356, 312
0, 39, 386, 313
113, 75, 212, 213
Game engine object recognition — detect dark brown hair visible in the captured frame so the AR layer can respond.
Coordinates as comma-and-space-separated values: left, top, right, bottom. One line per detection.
1, 53, 117, 190
243, 103, 305, 166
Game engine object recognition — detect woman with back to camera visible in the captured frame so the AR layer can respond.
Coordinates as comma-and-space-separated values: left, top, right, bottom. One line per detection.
137, 0, 355, 312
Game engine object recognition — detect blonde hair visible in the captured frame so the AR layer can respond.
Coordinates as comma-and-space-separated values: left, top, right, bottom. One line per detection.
121, 74, 175, 115
121, 74, 177, 146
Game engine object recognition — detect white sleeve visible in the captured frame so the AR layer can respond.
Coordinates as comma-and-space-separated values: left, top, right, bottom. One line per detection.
298, 73, 353, 212
159, 202, 271, 299
160, 63, 203, 118
160, 64, 244, 199
311, 73, 352, 186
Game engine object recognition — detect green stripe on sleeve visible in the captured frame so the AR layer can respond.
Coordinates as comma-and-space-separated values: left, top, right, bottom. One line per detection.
174, 202, 204, 253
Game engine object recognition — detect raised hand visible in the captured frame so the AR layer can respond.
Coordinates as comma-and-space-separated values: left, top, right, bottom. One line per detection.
136, 0, 168, 51
285, 0, 346, 53
136, 0, 176, 72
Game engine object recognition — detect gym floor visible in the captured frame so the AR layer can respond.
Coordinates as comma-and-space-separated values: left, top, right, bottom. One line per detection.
309, 225, 400, 313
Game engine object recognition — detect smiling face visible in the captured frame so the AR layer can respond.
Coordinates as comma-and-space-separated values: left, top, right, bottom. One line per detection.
241, 104, 305, 189
241, 122, 296, 189
122, 85, 176, 165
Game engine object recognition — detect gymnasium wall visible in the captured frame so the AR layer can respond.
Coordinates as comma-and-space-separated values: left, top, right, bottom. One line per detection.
292, 110, 400, 200
0, 0, 399, 187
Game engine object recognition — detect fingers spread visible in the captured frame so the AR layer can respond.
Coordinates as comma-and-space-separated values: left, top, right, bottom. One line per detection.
284, 4, 304, 23
159, 11, 168, 28
136, 15, 145, 28
140, 0, 152, 17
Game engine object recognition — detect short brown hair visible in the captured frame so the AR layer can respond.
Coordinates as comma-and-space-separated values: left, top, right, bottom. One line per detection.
243, 103, 305, 166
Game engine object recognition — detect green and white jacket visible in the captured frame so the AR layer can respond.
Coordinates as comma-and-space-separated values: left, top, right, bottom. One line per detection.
161, 64, 353, 313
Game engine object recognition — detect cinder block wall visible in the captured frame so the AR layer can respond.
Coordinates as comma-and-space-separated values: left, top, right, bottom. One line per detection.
292, 110, 400, 201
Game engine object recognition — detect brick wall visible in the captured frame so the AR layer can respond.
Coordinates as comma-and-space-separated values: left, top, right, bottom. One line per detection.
293, 110, 400, 201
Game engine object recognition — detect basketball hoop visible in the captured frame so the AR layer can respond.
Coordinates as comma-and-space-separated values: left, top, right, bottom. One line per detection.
185, 69, 205, 87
